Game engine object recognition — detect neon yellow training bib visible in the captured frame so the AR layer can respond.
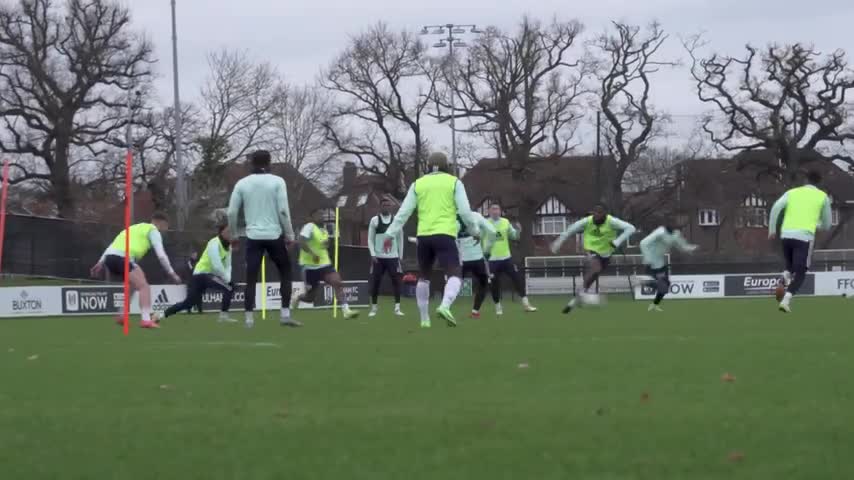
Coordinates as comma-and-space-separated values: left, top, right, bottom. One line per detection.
299, 224, 332, 267
109, 223, 156, 260
781, 186, 827, 233
414, 173, 459, 237
583, 216, 616, 256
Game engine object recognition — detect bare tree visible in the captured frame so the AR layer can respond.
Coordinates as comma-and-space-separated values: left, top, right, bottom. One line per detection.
270, 83, 337, 184
196, 49, 280, 168
591, 21, 676, 213
685, 38, 854, 182
322, 22, 436, 198
439, 16, 588, 253
442, 17, 588, 165
0, 0, 153, 217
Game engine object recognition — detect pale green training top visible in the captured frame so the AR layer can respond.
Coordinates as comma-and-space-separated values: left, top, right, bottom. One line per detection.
227, 173, 295, 241
640, 227, 697, 270
458, 216, 497, 263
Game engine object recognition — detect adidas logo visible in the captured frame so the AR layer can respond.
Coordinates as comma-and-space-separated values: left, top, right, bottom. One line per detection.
155, 289, 169, 304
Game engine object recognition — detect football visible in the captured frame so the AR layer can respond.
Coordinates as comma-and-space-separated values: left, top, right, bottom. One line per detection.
774, 284, 786, 302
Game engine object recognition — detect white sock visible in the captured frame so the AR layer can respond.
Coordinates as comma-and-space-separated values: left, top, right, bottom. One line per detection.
371, 304, 378, 311
141, 309, 151, 322
394, 303, 401, 311
441, 276, 462, 309
783, 271, 792, 284
416, 281, 430, 321
783, 292, 793, 304
281, 308, 291, 320
219, 311, 229, 319
495, 302, 503, 310
522, 296, 530, 306
245, 311, 254, 322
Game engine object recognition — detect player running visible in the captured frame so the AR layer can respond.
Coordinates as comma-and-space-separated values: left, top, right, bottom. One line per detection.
385, 152, 479, 328
289, 210, 359, 319
458, 214, 495, 319
768, 170, 832, 313
227, 150, 299, 328
550, 203, 636, 313
636, 225, 698, 312
163, 224, 237, 323
90, 212, 182, 329
486, 204, 537, 314
367, 197, 405, 318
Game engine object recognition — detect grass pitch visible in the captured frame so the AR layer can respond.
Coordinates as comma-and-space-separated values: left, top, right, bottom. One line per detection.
1, 296, 853, 479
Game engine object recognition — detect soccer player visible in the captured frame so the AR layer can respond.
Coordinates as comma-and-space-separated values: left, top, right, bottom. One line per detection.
637, 225, 698, 312
368, 197, 405, 318
385, 152, 479, 328
550, 203, 636, 313
486, 204, 537, 314
458, 214, 495, 319
90, 212, 182, 329
227, 150, 299, 328
289, 209, 359, 319
184, 251, 203, 314
768, 170, 832, 313
163, 225, 237, 323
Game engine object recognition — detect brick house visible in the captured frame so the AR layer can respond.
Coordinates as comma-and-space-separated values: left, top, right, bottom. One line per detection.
333, 161, 401, 247
463, 156, 617, 258
664, 151, 854, 256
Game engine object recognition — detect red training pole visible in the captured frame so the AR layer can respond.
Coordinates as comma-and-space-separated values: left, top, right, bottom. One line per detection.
0, 160, 9, 273
123, 150, 132, 336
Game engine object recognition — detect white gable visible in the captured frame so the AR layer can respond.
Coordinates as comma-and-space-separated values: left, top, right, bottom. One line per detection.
536, 196, 568, 215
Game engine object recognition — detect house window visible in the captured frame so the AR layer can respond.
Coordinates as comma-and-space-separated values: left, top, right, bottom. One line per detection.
832, 208, 840, 226
698, 209, 720, 226
356, 193, 368, 207
336, 196, 348, 208
533, 215, 567, 236
536, 195, 569, 216
737, 194, 767, 228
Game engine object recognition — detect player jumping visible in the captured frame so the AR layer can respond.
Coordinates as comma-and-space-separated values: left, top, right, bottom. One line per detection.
367, 197, 405, 318
385, 152, 480, 328
90, 212, 182, 329
550, 203, 636, 313
486, 204, 537, 314
768, 170, 832, 313
636, 225, 698, 312
290, 209, 359, 319
162, 224, 237, 323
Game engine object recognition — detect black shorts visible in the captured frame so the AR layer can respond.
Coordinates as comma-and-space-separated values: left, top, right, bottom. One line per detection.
371, 258, 402, 277
417, 234, 460, 272
646, 265, 670, 282
462, 259, 489, 280
104, 254, 137, 279
304, 265, 336, 288
587, 252, 611, 270
488, 259, 518, 276
782, 238, 813, 272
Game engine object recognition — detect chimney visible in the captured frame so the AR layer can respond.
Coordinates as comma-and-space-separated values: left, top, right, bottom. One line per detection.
343, 161, 357, 190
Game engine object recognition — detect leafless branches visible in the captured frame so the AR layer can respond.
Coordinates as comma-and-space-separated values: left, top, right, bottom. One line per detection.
321, 22, 435, 198
685, 36, 854, 180
0, 0, 154, 216
591, 21, 676, 211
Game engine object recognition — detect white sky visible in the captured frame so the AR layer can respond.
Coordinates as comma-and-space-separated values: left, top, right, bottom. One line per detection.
130, 0, 854, 154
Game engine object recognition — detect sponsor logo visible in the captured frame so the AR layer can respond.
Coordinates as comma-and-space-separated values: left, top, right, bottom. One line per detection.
642, 281, 698, 296
838, 278, 854, 291
65, 290, 79, 312
11, 290, 43, 313
725, 274, 814, 297
703, 281, 721, 293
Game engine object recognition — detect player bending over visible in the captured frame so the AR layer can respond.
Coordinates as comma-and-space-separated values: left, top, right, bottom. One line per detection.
768, 170, 832, 313
385, 152, 480, 328
550, 203, 636, 313
458, 214, 495, 319
368, 197, 405, 318
290, 209, 359, 319
90, 212, 181, 329
163, 224, 237, 323
637, 225, 698, 312
486, 204, 537, 314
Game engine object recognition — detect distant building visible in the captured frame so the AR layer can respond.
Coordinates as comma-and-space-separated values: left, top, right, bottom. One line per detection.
334, 161, 401, 247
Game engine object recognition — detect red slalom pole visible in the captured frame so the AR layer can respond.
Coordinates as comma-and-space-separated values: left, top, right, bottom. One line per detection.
123, 150, 132, 336
0, 160, 9, 273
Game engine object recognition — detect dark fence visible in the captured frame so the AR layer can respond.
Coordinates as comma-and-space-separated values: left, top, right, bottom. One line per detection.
3, 214, 374, 285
